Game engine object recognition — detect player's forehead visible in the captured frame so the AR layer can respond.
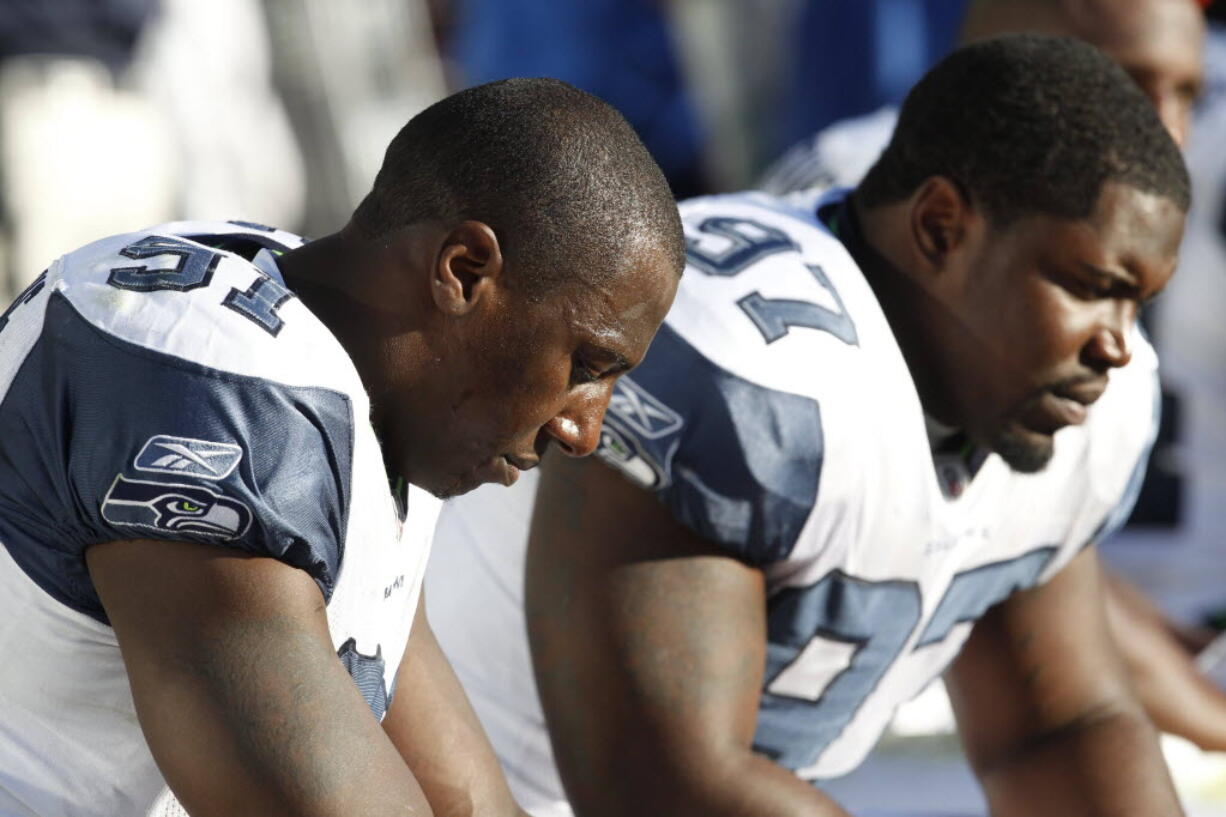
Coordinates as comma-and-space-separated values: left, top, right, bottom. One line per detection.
561, 248, 677, 360
1084, 182, 1183, 279
1005, 182, 1184, 296
1075, 0, 1204, 77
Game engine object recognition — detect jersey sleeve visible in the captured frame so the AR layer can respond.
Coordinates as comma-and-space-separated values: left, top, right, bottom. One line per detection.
758, 107, 898, 195
0, 292, 354, 623
596, 323, 823, 565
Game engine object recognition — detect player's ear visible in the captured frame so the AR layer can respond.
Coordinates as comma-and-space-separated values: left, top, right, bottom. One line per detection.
909, 176, 972, 275
431, 220, 504, 316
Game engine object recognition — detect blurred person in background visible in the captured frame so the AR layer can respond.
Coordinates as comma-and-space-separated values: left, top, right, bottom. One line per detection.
259, 0, 447, 237
0, 0, 306, 302
439, 0, 954, 196
760, 0, 1226, 755
441, 0, 710, 198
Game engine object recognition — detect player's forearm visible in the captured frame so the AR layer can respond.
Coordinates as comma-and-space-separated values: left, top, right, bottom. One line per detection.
384, 597, 528, 817
566, 750, 852, 817
1104, 573, 1226, 751
91, 541, 433, 817
973, 706, 1181, 817
167, 620, 433, 816
699, 753, 856, 817
1120, 624, 1226, 752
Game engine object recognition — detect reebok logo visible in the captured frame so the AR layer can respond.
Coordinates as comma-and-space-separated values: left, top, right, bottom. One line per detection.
607, 377, 683, 440
134, 435, 242, 480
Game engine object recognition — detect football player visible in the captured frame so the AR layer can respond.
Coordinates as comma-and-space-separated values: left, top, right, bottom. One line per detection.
428, 37, 1189, 815
762, 0, 1226, 753
761, 0, 1205, 192
0, 78, 683, 816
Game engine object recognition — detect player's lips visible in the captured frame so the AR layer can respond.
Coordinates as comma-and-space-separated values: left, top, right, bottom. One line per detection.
1043, 393, 1088, 428
1020, 378, 1108, 435
504, 454, 539, 473
1051, 378, 1108, 407
474, 456, 519, 487
1028, 380, 1103, 433
474, 454, 538, 488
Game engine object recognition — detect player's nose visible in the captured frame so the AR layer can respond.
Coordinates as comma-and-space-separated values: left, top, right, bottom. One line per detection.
1084, 308, 1134, 371
543, 387, 610, 458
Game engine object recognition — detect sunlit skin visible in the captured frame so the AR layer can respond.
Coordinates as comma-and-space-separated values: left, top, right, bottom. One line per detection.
399, 250, 678, 498
279, 220, 678, 498
963, 0, 1205, 146
858, 179, 1185, 472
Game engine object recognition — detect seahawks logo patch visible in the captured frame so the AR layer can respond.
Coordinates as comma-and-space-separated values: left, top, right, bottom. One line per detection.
134, 435, 242, 480
101, 476, 253, 540
596, 421, 668, 490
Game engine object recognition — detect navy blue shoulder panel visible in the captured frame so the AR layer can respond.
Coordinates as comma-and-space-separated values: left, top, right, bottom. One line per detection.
598, 324, 822, 564
182, 231, 295, 261
0, 293, 353, 623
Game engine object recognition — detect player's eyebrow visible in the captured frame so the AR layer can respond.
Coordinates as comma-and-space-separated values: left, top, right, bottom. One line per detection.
1079, 260, 1143, 291
1078, 260, 1134, 283
1078, 260, 1163, 303
585, 345, 632, 373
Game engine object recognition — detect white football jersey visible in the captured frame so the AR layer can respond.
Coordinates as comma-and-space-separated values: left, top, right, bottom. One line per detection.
0, 221, 440, 816
427, 189, 1156, 813
758, 106, 898, 195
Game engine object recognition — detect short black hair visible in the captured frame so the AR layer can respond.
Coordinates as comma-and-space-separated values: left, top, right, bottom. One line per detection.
353, 77, 684, 297
858, 34, 1190, 224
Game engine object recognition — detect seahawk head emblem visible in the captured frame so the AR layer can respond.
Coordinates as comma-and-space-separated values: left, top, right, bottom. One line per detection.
101, 476, 252, 540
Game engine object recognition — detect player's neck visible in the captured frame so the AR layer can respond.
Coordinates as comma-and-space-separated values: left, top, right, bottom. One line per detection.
848, 194, 965, 429
277, 226, 430, 415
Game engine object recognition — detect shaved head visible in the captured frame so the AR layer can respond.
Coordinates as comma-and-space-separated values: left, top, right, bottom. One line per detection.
961, 0, 1204, 145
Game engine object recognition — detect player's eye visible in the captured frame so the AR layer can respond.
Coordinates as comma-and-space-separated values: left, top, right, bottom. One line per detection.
1057, 270, 1115, 301
1078, 278, 1113, 299
570, 356, 603, 386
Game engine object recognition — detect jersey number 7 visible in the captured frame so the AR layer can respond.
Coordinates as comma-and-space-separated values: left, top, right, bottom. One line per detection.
685, 216, 858, 346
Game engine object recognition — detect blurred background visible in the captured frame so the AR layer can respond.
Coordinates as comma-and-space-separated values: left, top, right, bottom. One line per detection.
3, 0, 1225, 813
0, 0, 974, 300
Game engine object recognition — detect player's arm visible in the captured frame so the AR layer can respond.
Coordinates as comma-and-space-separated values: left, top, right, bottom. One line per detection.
381, 591, 530, 817
1102, 569, 1226, 751
525, 452, 852, 817
945, 546, 1182, 817
88, 538, 433, 817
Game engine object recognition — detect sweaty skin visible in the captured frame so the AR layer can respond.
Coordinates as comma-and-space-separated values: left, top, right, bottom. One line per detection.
279, 222, 678, 499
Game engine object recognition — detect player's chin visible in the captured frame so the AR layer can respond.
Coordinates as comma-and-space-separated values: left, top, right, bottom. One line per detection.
990, 422, 1055, 474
